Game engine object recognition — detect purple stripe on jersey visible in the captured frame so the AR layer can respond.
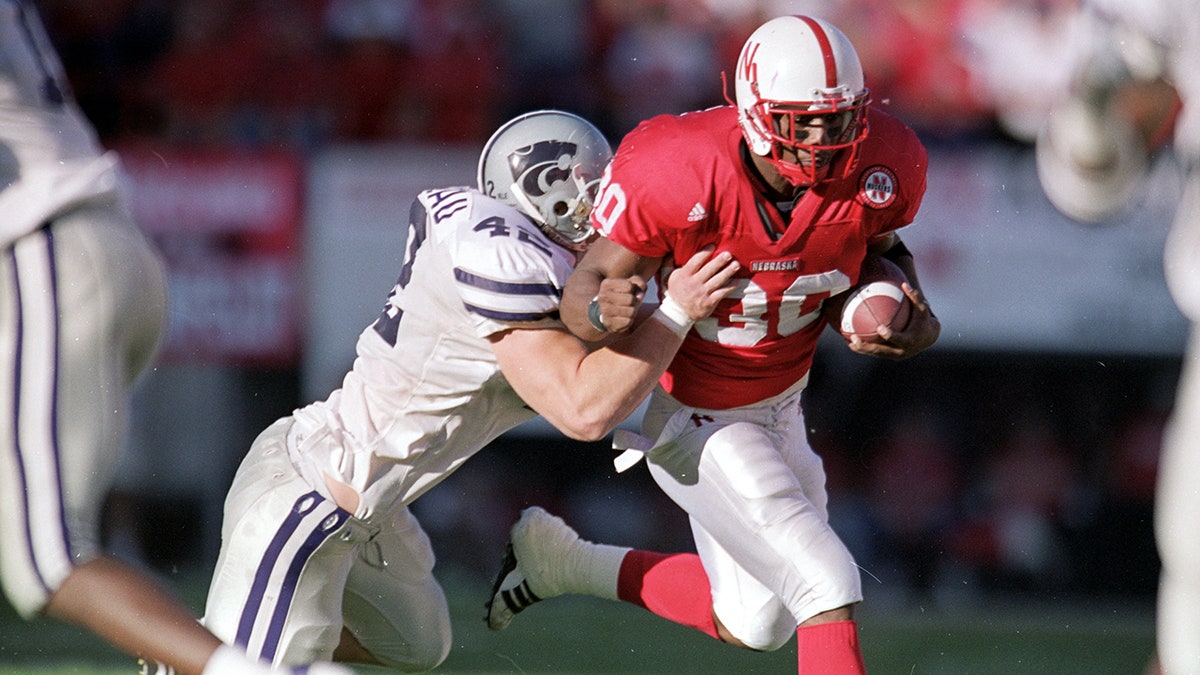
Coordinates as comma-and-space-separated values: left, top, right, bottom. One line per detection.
259, 507, 350, 661
453, 268, 559, 296
462, 303, 558, 322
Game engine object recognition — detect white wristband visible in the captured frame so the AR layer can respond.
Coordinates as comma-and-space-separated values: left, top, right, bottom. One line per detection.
651, 293, 694, 338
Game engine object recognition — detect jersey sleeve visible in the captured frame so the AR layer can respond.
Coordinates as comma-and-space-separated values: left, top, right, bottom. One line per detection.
861, 110, 929, 242
895, 131, 929, 228
447, 192, 575, 340
592, 115, 702, 258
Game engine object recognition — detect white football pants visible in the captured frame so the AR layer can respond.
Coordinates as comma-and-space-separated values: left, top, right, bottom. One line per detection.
0, 200, 166, 617
1157, 167, 1200, 674
202, 419, 451, 670
641, 377, 862, 651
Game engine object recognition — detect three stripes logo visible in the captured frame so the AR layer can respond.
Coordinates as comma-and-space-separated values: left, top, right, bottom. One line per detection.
494, 542, 541, 617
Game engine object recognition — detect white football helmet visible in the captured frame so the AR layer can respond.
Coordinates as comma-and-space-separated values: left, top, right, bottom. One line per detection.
732, 15, 870, 186
478, 110, 613, 251
1036, 97, 1148, 224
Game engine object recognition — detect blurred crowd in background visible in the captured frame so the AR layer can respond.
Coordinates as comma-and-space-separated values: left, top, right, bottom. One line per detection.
41, 0, 1082, 150
36, 0, 1177, 605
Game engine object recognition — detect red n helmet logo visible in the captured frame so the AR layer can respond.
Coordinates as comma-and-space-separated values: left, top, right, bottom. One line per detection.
739, 41, 760, 92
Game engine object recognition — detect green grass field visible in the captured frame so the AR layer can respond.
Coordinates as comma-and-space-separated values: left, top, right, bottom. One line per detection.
0, 567, 1155, 674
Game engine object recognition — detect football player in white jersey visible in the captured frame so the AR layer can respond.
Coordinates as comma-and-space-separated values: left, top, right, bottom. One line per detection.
0, 2, 351, 675
1036, 1, 1198, 672
200, 109, 739, 669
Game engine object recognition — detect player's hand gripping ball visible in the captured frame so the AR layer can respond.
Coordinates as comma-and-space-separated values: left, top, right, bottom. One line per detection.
826, 255, 912, 343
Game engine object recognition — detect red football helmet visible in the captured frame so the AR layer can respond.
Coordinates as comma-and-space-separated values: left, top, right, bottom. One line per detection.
731, 15, 870, 187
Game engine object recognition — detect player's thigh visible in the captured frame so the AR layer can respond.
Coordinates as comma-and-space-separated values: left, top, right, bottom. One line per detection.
1156, 331, 1200, 673
778, 415, 831, 519
50, 202, 167, 524
0, 232, 72, 616
0, 207, 165, 615
649, 421, 860, 622
53, 199, 167, 380
342, 506, 451, 671
649, 420, 808, 526
204, 425, 359, 665
1164, 171, 1200, 321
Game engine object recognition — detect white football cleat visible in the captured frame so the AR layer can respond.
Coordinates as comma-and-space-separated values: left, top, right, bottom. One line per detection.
485, 506, 582, 630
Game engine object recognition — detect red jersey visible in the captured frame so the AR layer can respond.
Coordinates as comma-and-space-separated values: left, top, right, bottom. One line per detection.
591, 106, 927, 408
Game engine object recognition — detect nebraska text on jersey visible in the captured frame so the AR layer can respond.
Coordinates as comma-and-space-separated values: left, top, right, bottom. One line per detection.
858, 165, 899, 209
750, 259, 800, 272
595, 106, 927, 408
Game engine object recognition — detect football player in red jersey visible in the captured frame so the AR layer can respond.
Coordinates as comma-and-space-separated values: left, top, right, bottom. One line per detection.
486, 15, 940, 674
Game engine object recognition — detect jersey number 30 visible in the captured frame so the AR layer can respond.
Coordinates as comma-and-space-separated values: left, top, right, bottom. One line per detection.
594, 175, 851, 347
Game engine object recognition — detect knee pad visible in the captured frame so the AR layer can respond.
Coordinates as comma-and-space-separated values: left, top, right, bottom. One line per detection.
715, 600, 795, 652
361, 614, 451, 672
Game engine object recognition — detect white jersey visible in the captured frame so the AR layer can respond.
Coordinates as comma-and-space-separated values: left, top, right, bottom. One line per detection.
0, 0, 123, 247
1078, 0, 1200, 321
1089, 0, 1200, 161
287, 187, 575, 523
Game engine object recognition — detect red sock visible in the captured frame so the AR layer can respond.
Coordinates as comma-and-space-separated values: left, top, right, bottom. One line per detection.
796, 620, 866, 674
616, 550, 720, 639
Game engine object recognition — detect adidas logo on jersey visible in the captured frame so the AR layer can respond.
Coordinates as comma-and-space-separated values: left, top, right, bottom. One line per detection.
687, 203, 707, 222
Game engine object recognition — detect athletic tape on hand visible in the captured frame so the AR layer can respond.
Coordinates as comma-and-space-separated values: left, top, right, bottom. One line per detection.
650, 293, 694, 338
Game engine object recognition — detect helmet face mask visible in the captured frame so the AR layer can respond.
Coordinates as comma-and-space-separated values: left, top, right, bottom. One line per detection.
755, 101, 868, 185
478, 110, 613, 251
732, 15, 871, 187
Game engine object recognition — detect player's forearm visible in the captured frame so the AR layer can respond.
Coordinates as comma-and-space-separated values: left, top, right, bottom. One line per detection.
561, 267, 607, 342
547, 316, 684, 441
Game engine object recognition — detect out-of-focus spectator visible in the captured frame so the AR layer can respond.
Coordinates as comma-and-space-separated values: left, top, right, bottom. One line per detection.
960, 0, 1087, 144
322, 0, 504, 143
38, 0, 176, 142
834, 0, 996, 141
1109, 406, 1167, 504
491, 0, 595, 124
863, 408, 964, 593
1075, 403, 1167, 594
949, 410, 1084, 589
237, 0, 332, 149
598, 0, 722, 135
142, 0, 262, 145
322, 0, 421, 141
404, 0, 506, 143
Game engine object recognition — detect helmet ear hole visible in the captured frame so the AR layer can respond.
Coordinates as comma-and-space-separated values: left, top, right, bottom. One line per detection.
553, 201, 569, 216
739, 110, 775, 157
